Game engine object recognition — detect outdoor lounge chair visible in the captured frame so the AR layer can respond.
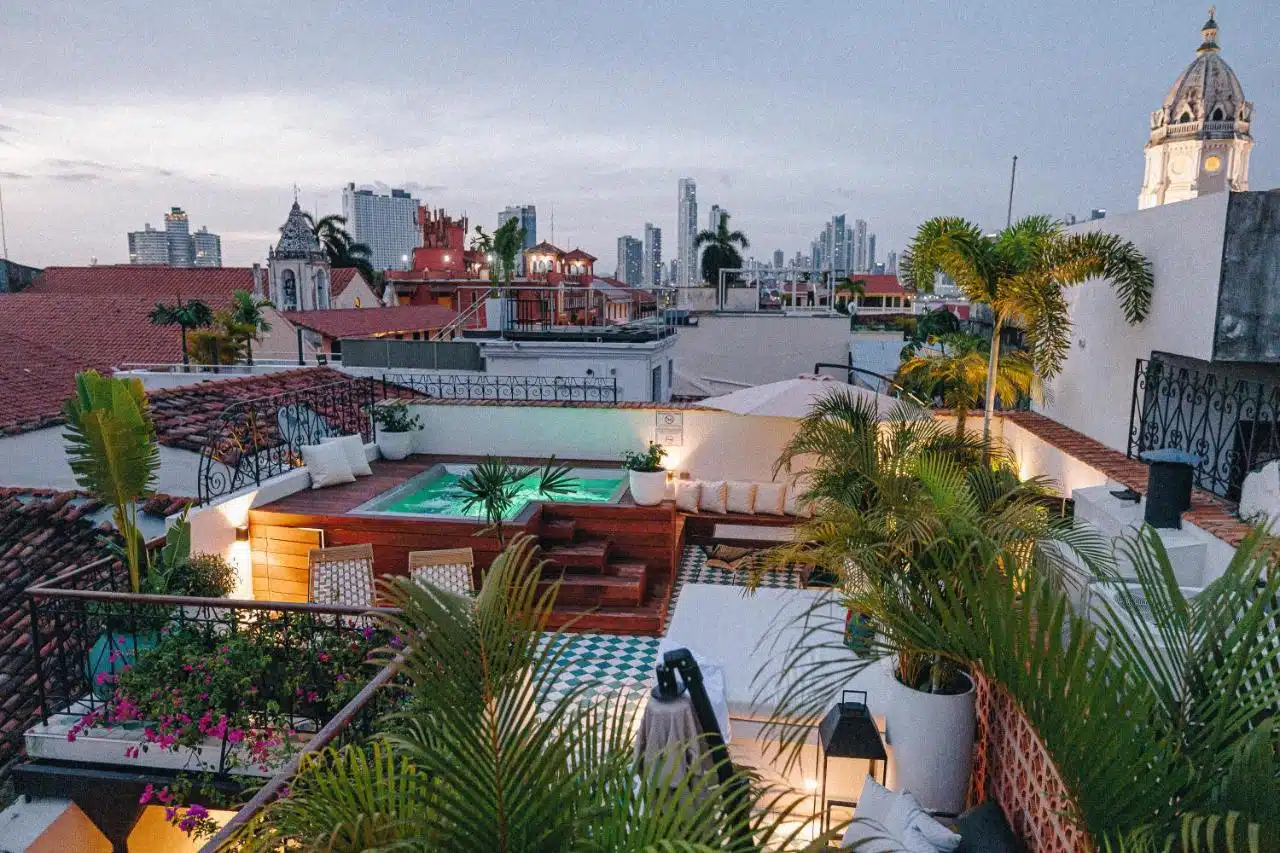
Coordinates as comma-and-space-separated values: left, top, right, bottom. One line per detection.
307, 543, 376, 608
407, 547, 476, 596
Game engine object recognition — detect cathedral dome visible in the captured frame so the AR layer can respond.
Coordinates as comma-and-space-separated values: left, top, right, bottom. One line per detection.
1151, 9, 1253, 135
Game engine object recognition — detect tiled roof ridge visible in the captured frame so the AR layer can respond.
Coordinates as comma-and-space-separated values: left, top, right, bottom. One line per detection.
146, 365, 346, 401
405, 397, 713, 411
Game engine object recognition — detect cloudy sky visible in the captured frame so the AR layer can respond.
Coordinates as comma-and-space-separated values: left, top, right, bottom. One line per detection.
1, 1, 1276, 272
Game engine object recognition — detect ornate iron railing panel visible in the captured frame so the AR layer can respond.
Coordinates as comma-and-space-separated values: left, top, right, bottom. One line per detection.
197, 378, 377, 504
1128, 358, 1280, 501
382, 372, 619, 403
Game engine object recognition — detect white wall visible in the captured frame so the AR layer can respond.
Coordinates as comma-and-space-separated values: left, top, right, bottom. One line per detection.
1038, 192, 1229, 453
475, 337, 677, 403
0, 426, 202, 495
671, 314, 851, 396
409, 404, 799, 484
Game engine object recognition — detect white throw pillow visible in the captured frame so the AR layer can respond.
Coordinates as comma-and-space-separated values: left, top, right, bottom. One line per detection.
754, 482, 787, 515
886, 790, 926, 840
903, 809, 963, 853
675, 480, 701, 512
840, 819, 898, 853
699, 480, 728, 514
784, 488, 814, 518
725, 481, 757, 514
842, 776, 899, 852
321, 434, 373, 477
853, 775, 895, 827
301, 441, 356, 489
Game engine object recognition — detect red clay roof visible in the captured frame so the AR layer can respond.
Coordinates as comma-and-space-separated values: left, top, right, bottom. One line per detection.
26, 265, 260, 298
330, 267, 359, 298
282, 305, 458, 340
563, 248, 597, 262
853, 275, 906, 296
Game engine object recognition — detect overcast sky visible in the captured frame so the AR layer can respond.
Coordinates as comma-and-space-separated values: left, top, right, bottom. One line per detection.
1, 1, 1276, 272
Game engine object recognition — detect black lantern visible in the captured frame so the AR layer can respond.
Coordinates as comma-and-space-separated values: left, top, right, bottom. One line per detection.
817, 690, 887, 834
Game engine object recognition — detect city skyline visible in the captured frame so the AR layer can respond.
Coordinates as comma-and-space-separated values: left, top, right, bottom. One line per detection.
1, 2, 1276, 272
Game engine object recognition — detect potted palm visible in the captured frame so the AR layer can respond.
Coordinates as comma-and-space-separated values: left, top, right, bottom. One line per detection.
622, 442, 667, 506
457, 457, 577, 545
371, 401, 421, 461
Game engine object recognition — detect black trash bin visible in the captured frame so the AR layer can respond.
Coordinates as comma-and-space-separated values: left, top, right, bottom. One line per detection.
1140, 448, 1201, 529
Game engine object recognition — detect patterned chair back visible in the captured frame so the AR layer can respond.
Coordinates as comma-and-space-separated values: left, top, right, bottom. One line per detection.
307, 543, 376, 608
407, 548, 476, 596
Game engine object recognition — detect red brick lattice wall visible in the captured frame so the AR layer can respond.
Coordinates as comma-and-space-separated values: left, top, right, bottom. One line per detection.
971, 675, 1091, 853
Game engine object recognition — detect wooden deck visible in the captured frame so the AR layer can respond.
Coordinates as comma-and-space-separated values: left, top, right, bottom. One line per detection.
248, 455, 682, 635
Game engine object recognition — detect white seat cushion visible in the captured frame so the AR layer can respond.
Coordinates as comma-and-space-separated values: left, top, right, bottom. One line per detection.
754, 482, 787, 515
725, 481, 757, 514
301, 441, 356, 489
784, 488, 813, 518
699, 480, 728, 514
675, 480, 701, 512
321, 434, 373, 477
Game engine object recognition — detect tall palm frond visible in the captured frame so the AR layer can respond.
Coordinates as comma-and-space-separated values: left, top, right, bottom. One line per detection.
694, 212, 750, 287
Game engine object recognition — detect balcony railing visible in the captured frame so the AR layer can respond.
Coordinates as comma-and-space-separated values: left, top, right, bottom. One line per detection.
382, 372, 619, 402
196, 376, 377, 504
24, 555, 402, 781
1128, 357, 1280, 501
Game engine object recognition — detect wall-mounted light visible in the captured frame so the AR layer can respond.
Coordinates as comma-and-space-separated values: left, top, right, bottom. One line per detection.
235, 525, 250, 542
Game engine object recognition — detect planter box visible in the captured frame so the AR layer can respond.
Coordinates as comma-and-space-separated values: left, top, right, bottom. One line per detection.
377, 430, 414, 461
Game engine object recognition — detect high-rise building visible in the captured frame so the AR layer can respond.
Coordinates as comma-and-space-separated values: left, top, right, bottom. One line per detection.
499, 204, 537, 275
1090, 208, 1107, 220
1139, 11, 1253, 209
165, 207, 193, 266
616, 235, 643, 287
128, 207, 221, 266
886, 251, 899, 275
773, 249, 784, 269
668, 258, 678, 285
867, 234, 876, 272
192, 227, 222, 267
707, 204, 727, 232
342, 183, 421, 272
127, 225, 169, 264
677, 178, 698, 286
643, 223, 663, 288
853, 219, 869, 272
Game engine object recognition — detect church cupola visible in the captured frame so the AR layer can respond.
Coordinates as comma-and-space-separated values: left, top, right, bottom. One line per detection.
1138, 8, 1254, 209
268, 200, 333, 311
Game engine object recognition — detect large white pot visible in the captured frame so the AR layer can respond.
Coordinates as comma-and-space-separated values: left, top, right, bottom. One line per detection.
377, 430, 414, 461
485, 295, 505, 331
884, 659, 975, 814
628, 469, 667, 506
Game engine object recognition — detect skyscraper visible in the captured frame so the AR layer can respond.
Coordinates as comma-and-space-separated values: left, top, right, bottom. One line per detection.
853, 219, 868, 272
643, 223, 663, 288
773, 249, 784, 269
886, 251, 899, 275
616, 236, 643, 287
127, 225, 169, 264
707, 204, 727, 232
499, 204, 538, 274
867, 234, 876, 272
192, 227, 222, 267
668, 258, 678, 285
677, 178, 697, 286
342, 183, 421, 272
127, 207, 221, 266
165, 207, 193, 267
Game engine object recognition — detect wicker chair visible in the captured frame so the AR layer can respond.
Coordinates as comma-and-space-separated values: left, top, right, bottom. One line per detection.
407, 547, 476, 596
307, 543, 376, 608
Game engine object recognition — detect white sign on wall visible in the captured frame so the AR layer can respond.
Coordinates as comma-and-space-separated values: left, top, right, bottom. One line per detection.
655, 411, 684, 447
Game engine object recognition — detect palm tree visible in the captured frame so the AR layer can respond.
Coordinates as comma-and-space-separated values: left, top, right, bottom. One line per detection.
303, 212, 377, 283
695, 212, 749, 287
232, 536, 816, 851
455, 456, 577, 545
61, 371, 160, 593
895, 332, 1034, 436
229, 289, 272, 365
493, 216, 527, 290
148, 299, 214, 366
900, 215, 1153, 444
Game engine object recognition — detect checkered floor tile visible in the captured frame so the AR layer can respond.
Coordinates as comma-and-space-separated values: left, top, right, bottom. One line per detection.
539, 632, 660, 712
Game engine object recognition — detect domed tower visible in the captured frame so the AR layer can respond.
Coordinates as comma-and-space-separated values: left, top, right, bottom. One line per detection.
1139, 9, 1254, 209
268, 201, 333, 312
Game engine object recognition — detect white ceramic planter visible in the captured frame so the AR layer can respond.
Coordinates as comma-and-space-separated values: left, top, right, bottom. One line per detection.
485, 296, 505, 331
377, 430, 414, 461
883, 658, 975, 814
628, 469, 667, 506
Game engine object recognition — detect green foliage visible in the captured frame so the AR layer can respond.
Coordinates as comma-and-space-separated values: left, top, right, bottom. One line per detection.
235, 535, 824, 852
456, 457, 578, 545
62, 370, 160, 593
174, 552, 238, 598
370, 401, 422, 433
695, 211, 750, 286
622, 442, 667, 472
493, 216, 527, 287
148, 299, 214, 366
304, 212, 376, 284
895, 332, 1033, 436
229, 290, 273, 365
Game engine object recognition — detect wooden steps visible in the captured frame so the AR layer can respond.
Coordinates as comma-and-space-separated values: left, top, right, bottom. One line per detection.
542, 538, 612, 573
538, 561, 646, 607
539, 518, 578, 543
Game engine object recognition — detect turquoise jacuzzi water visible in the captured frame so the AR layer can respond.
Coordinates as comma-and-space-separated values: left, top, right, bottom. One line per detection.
353, 464, 627, 521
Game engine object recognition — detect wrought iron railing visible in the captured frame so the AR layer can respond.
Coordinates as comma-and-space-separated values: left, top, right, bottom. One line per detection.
382, 372, 619, 402
1128, 357, 1280, 501
196, 377, 377, 504
24, 555, 403, 780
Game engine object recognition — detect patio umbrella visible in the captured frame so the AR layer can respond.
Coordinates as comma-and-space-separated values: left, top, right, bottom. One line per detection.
698, 374, 911, 419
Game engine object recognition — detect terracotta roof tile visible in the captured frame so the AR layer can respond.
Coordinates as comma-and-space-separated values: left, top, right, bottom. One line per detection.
282, 305, 457, 340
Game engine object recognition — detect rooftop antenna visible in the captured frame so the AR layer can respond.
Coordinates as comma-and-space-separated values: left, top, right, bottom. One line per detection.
550, 205, 555, 244
293, 183, 300, 205
1005, 155, 1018, 228
0, 179, 9, 259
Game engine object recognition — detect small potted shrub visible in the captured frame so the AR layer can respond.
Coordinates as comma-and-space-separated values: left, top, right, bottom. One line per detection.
371, 401, 422, 461
622, 443, 667, 506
